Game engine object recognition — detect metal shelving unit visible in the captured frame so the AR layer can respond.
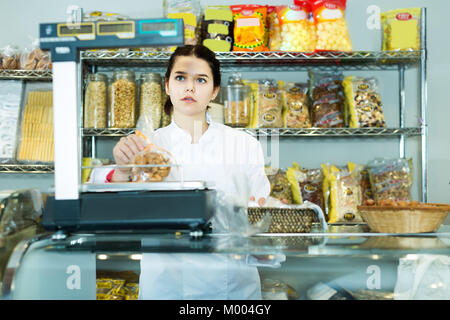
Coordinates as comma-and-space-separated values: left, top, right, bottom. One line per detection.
0, 164, 54, 173
0, 69, 52, 81
80, 8, 428, 202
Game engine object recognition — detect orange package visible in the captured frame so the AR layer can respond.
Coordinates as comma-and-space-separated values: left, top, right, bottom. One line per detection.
231, 4, 268, 52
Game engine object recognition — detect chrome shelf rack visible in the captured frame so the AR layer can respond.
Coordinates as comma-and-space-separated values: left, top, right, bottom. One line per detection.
0, 69, 52, 81
0, 164, 54, 173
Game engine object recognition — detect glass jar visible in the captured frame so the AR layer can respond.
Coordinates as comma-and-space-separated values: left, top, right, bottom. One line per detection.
139, 73, 162, 130
109, 70, 136, 128
223, 84, 251, 128
84, 73, 107, 128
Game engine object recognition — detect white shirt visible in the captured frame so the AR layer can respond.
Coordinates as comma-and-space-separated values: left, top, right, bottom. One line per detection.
90, 120, 270, 202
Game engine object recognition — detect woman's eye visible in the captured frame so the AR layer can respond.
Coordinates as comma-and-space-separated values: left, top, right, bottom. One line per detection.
175, 75, 184, 81
197, 78, 207, 84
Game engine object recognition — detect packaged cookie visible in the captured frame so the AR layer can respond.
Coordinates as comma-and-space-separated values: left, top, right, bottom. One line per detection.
343, 76, 386, 128
0, 45, 21, 70
310, 0, 352, 52
283, 82, 311, 128
255, 79, 284, 128
276, 3, 315, 52
327, 165, 362, 223
368, 158, 413, 203
231, 4, 268, 52
309, 71, 345, 128
381, 8, 421, 51
266, 167, 293, 204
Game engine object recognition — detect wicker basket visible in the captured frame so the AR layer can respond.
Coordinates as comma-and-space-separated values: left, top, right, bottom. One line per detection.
357, 203, 450, 233
247, 207, 315, 233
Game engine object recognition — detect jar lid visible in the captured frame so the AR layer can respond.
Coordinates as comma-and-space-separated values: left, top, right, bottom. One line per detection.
140, 73, 162, 82
87, 73, 107, 81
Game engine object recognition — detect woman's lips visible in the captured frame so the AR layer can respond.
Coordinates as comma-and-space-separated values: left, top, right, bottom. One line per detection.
181, 96, 197, 102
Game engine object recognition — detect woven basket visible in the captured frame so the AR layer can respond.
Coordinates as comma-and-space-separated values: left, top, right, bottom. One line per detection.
248, 207, 315, 233
358, 203, 450, 233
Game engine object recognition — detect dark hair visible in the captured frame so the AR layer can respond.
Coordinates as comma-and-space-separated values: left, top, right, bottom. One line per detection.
164, 45, 221, 116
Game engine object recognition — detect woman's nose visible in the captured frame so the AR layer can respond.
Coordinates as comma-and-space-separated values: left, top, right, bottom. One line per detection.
185, 79, 195, 92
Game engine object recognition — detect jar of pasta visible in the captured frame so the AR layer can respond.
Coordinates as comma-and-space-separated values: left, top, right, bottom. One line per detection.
139, 73, 162, 130
84, 73, 107, 128
109, 70, 136, 128
224, 83, 251, 128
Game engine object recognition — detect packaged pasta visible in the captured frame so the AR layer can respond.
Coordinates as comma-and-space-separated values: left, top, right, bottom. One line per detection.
201, 5, 234, 52
276, 3, 315, 52
327, 165, 362, 223
381, 8, 421, 51
266, 167, 293, 204
343, 76, 386, 128
267, 6, 282, 51
310, 71, 345, 128
283, 82, 311, 128
231, 4, 268, 52
310, 0, 352, 51
254, 79, 284, 128
367, 158, 413, 203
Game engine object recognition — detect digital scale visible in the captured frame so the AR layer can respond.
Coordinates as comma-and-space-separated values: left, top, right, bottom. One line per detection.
40, 19, 216, 236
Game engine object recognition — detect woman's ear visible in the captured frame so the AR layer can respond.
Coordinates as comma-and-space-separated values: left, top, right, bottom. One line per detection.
211, 86, 220, 101
164, 78, 170, 95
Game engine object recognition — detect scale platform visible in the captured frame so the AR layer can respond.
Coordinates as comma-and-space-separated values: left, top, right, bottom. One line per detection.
43, 182, 216, 235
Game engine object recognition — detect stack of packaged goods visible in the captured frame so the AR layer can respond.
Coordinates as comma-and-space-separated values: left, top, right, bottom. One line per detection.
17, 91, 54, 163
0, 42, 52, 71
200, 5, 234, 52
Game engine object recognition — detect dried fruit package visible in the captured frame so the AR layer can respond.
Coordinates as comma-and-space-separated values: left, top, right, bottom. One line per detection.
368, 158, 413, 203
326, 165, 363, 223
310, 0, 352, 51
348, 162, 373, 204
267, 6, 282, 51
309, 71, 345, 128
231, 4, 268, 51
343, 76, 386, 128
283, 82, 311, 128
254, 79, 284, 128
265, 167, 293, 204
381, 8, 421, 51
276, 2, 315, 52
287, 163, 326, 214
130, 114, 176, 182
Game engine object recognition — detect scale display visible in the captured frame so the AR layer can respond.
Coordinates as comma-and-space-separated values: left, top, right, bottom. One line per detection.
40, 18, 184, 61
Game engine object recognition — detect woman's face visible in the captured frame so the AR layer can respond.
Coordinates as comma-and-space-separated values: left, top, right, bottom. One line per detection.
165, 55, 219, 117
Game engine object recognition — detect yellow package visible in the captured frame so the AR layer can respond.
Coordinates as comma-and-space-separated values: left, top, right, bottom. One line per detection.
286, 164, 303, 204
311, 0, 352, 51
231, 4, 268, 51
276, 4, 316, 52
381, 8, 421, 51
168, 12, 198, 46
348, 162, 373, 204
343, 76, 386, 128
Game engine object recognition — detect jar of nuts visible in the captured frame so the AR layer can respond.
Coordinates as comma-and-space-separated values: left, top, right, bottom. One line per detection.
84, 73, 108, 129
139, 73, 162, 130
109, 70, 136, 128
224, 83, 251, 128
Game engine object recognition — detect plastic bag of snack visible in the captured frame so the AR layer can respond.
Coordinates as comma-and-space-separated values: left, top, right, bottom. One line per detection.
0, 45, 21, 70
21, 39, 52, 71
367, 158, 413, 203
381, 8, 421, 51
276, 2, 315, 52
309, 71, 345, 128
231, 4, 268, 52
265, 167, 293, 204
327, 165, 362, 223
343, 76, 386, 128
267, 6, 282, 51
254, 79, 284, 128
348, 162, 373, 204
283, 82, 311, 128
310, 0, 352, 52
130, 114, 176, 182
201, 5, 234, 52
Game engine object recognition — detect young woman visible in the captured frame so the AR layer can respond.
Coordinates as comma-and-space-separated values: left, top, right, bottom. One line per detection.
92, 45, 270, 206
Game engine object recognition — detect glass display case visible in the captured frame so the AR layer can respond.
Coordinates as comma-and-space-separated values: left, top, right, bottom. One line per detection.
2, 227, 450, 300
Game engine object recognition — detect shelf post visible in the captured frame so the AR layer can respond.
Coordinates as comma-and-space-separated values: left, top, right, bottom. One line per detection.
398, 64, 406, 159
420, 7, 428, 202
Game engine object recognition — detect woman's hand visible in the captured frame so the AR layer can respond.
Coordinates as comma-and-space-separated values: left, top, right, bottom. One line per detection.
249, 196, 265, 207
111, 134, 145, 182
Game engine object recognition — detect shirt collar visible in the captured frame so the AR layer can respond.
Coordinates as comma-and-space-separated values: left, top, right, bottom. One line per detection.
168, 113, 216, 144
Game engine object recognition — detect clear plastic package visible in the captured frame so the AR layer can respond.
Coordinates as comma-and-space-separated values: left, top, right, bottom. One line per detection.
164, 0, 201, 46
255, 79, 284, 128
0, 44, 21, 70
283, 82, 311, 128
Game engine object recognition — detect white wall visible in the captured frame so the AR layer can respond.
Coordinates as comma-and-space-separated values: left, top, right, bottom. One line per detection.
0, 0, 449, 205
